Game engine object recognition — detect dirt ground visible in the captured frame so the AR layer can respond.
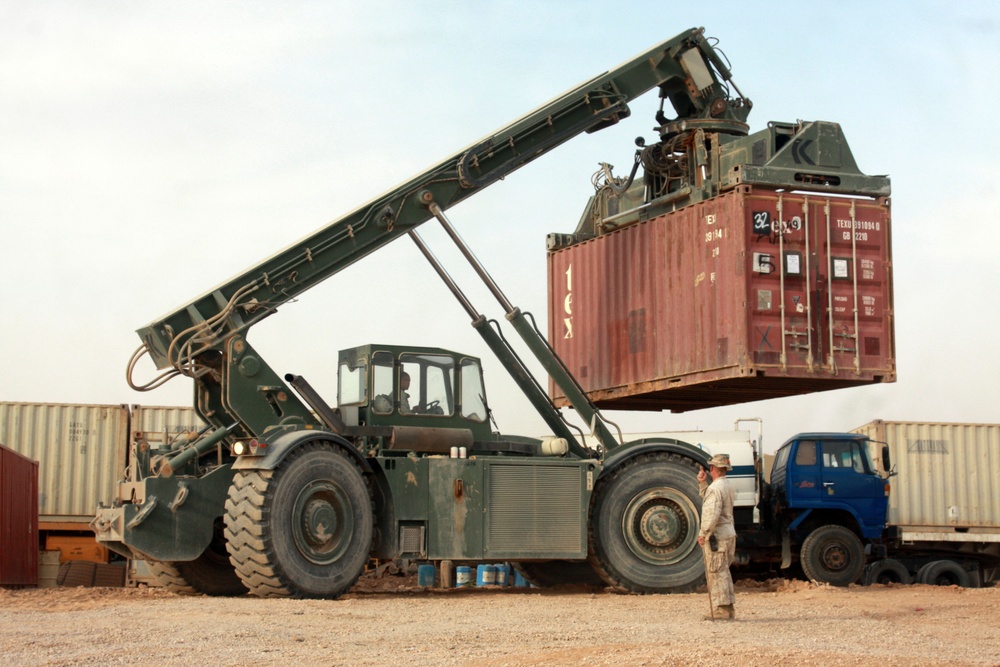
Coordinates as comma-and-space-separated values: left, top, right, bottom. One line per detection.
2, 575, 999, 667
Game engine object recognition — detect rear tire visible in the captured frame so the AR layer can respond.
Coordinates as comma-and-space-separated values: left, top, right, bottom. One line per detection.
588, 452, 704, 594
800, 525, 865, 586
147, 521, 247, 596
916, 559, 970, 587
513, 560, 605, 588
225, 442, 374, 598
862, 558, 911, 585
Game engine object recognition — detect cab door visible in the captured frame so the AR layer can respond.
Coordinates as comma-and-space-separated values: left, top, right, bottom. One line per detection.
817, 439, 887, 537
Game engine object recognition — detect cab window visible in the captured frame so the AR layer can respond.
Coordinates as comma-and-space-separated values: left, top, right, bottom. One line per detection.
795, 441, 818, 466
400, 353, 455, 416
460, 358, 486, 422
338, 357, 367, 406
370, 351, 394, 414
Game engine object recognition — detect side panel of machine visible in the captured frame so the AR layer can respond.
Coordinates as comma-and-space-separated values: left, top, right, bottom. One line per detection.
0, 444, 39, 586
376, 456, 592, 561
0, 402, 129, 525
548, 187, 894, 412
853, 420, 1000, 532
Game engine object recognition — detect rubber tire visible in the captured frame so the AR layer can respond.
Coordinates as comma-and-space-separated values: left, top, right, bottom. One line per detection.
862, 558, 911, 585
146, 521, 248, 596
916, 559, 970, 587
513, 560, 605, 588
800, 525, 865, 586
224, 442, 374, 599
588, 452, 705, 594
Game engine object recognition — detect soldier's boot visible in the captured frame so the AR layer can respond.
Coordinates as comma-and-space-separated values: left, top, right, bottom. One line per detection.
703, 605, 735, 621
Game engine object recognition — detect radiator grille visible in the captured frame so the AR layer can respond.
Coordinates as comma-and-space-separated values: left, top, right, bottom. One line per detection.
399, 525, 425, 555
488, 464, 582, 552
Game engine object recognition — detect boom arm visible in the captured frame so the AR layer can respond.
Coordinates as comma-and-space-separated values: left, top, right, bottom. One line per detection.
134, 27, 749, 377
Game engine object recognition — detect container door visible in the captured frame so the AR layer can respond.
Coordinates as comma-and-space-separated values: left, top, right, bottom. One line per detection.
748, 193, 892, 379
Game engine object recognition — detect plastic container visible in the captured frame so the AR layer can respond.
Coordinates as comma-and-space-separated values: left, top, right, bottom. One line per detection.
455, 565, 472, 587
417, 563, 435, 587
476, 564, 497, 586
494, 563, 511, 586
513, 570, 529, 587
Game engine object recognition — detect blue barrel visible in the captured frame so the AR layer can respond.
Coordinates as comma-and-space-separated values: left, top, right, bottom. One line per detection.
417, 564, 435, 587
494, 563, 511, 586
476, 564, 497, 586
455, 565, 473, 587
512, 569, 529, 588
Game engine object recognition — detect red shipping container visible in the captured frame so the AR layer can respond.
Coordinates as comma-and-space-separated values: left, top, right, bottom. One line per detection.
547, 185, 894, 412
1, 443, 39, 587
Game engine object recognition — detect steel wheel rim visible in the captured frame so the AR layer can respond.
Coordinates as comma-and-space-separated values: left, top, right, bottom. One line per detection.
821, 543, 849, 571
291, 479, 354, 565
621, 487, 699, 565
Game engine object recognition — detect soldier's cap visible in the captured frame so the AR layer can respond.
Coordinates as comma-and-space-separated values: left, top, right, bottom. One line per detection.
708, 453, 732, 470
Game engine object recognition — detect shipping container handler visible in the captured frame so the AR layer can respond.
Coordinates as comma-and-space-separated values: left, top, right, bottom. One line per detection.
93, 28, 890, 598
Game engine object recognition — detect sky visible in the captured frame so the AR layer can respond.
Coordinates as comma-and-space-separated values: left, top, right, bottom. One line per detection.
2, 1, 998, 454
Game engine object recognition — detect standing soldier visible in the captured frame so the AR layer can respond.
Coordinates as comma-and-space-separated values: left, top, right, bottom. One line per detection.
698, 453, 737, 621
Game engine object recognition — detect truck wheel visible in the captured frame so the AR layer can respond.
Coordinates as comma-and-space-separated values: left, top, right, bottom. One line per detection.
800, 525, 865, 586
147, 519, 248, 596
862, 558, 911, 585
588, 452, 704, 594
224, 442, 373, 598
916, 560, 970, 587
513, 560, 605, 588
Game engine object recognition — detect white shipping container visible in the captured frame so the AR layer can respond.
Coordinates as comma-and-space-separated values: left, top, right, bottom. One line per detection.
853, 420, 1000, 534
131, 404, 205, 447
0, 402, 129, 524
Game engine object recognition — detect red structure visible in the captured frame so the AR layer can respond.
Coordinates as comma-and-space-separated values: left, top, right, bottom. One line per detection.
1, 444, 39, 587
548, 186, 894, 412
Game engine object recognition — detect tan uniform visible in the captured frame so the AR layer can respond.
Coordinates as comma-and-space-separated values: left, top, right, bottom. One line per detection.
700, 476, 737, 611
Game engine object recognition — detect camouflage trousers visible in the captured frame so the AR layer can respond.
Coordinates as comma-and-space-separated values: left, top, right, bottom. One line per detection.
702, 535, 736, 608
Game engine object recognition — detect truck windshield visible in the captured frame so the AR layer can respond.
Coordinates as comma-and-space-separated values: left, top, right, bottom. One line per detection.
822, 440, 870, 474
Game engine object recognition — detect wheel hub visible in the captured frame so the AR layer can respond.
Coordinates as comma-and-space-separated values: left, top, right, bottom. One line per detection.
291, 480, 354, 565
822, 544, 849, 571
622, 488, 698, 565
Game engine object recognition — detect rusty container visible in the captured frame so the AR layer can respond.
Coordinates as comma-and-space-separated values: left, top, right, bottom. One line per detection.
1, 443, 39, 587
547, 186, 894, 411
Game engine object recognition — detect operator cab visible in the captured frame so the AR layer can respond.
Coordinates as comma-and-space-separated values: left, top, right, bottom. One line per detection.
336, 344, 492, 439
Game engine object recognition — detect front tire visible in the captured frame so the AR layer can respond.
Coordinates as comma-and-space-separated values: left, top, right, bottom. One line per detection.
225, 442, 374, 598
588, 452, 705, 594
800, 525, 865, 586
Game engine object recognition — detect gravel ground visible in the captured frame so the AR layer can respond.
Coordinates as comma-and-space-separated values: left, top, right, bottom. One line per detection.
2, 577, 999, 666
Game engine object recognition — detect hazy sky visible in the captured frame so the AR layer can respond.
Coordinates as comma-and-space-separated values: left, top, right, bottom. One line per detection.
2, 1, 998, 453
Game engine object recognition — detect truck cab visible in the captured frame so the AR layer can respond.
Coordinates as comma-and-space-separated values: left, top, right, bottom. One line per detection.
771, 433, 888, 538
335, 344, 493, 441
764, 433, 889, 585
